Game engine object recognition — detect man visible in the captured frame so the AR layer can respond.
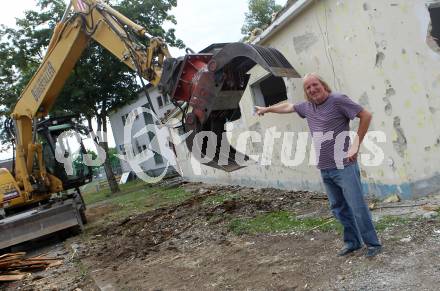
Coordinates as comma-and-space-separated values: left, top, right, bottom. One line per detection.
255, 73, 382, 258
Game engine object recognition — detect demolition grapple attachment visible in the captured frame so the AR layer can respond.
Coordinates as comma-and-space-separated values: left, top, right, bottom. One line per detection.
160, 43, 300, 172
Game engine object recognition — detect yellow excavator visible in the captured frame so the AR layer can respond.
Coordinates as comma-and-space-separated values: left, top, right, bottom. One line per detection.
0, 0, 297, 249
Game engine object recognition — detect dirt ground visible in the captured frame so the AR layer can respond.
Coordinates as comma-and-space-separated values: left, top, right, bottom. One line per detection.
2, 181, 440, 291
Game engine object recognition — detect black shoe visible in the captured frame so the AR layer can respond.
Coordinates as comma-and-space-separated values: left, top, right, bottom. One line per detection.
365, 246, 382, 258
337, 246, 361, 256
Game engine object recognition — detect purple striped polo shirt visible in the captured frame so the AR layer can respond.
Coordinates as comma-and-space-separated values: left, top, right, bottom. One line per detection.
293, 93, 363, 170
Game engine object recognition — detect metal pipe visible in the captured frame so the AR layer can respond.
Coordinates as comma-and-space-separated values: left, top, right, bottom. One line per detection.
99, 1, 148, 37
61, 1, 73, 23
32, 117, 38, 144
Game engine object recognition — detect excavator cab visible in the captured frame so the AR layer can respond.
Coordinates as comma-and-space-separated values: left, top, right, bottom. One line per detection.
160, 43, 300, 171
0, 115, 91, 215
38, 116, 93, 190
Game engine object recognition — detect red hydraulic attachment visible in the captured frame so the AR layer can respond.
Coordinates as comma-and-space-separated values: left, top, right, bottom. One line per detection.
159, 43, 300, 172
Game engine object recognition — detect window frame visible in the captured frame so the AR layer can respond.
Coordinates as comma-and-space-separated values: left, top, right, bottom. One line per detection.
157, 96, 164, 108
250, 73, 288, 107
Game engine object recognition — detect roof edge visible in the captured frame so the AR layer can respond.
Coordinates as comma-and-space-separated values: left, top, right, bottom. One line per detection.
253, 0, 314, 45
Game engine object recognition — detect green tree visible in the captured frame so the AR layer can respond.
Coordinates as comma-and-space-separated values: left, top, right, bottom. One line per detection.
0, 0, 184, 193
107, 147, 121, 173
241, 0, 283, 37
73, 150, 99, 175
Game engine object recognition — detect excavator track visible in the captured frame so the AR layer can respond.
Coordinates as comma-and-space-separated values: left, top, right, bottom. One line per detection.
0, 198, 84, 250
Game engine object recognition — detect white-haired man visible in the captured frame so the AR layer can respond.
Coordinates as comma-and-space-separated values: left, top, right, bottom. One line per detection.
255, 73, 382, 258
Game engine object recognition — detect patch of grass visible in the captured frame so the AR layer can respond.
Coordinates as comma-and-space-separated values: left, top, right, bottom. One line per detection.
228, 211, 340, 235
203, 193, 239, 206
159, 187, 193, 205
375, 215, 409, 232
227, 213, 412, 236
82, 179, 151, 205
73, 257, 88, 279
207, 213, 224, 223
82, 180, 193, 222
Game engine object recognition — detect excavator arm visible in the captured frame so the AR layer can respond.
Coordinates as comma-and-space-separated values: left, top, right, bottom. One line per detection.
10, 0, 171, 196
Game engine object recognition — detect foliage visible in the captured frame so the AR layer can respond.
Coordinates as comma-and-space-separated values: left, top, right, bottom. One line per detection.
0, 0, 184, 135
0, 0, 184, 192
73, 149, 100, 175
107, 147, 121, 170
375, 215, 409, 232
241, 0, 283, 37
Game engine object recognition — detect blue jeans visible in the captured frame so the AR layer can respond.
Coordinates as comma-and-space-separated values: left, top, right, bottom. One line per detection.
320, 163, 381, 249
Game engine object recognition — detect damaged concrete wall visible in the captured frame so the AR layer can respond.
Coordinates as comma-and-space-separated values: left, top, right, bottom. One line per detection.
171, 0, 440, 199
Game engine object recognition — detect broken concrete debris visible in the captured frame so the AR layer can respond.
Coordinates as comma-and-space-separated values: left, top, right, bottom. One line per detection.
383, 194, 401, 203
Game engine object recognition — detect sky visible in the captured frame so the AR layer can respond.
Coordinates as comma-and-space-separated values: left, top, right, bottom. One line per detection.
0, 0, 287, 53
0, 0, 287, 160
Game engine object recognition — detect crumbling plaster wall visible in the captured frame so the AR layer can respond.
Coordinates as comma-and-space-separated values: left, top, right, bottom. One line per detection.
173, 0, 440, 199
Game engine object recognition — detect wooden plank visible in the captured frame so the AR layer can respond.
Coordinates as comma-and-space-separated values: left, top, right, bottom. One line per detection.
10, 261, 49, 267
14, 261, 51, 267
1, 271, 23, 275
0, 256, 25, 263
0, 274, 26, 281
0, 259, 21, 265
20, 266, 47, 270
0, 252, 61, 274
10, 266, 47, 270
0, 256, 25, 264
12, 264, 47, 271
26, 257, 62, 261
0, 260, 21, 269
47, 260, 63, 268
0, 252, 26, 260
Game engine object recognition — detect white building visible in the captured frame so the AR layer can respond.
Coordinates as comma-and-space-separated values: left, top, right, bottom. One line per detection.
167, 0, 440, 199
109, 85, 177, 177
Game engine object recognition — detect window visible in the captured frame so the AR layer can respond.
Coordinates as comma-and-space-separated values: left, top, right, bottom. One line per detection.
157, 96, 164, 108
251, 74, 287, 107
169, 140, 177, 156
147, 131, 155, 143
135, 140, 141, 154
142, 144, 148, 156
142, 103, 154, 125
144, 112, 153, 124
143, 111, 154, 125
121, 113, 130, 125
163, 94, 170, 105
154, 151, 163, 165
118, 144, 126, 155
177, 126, 185, 136
428, 3, 440, 49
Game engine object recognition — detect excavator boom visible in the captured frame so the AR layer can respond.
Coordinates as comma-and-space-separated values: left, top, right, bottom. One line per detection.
10, 0, 171, 197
